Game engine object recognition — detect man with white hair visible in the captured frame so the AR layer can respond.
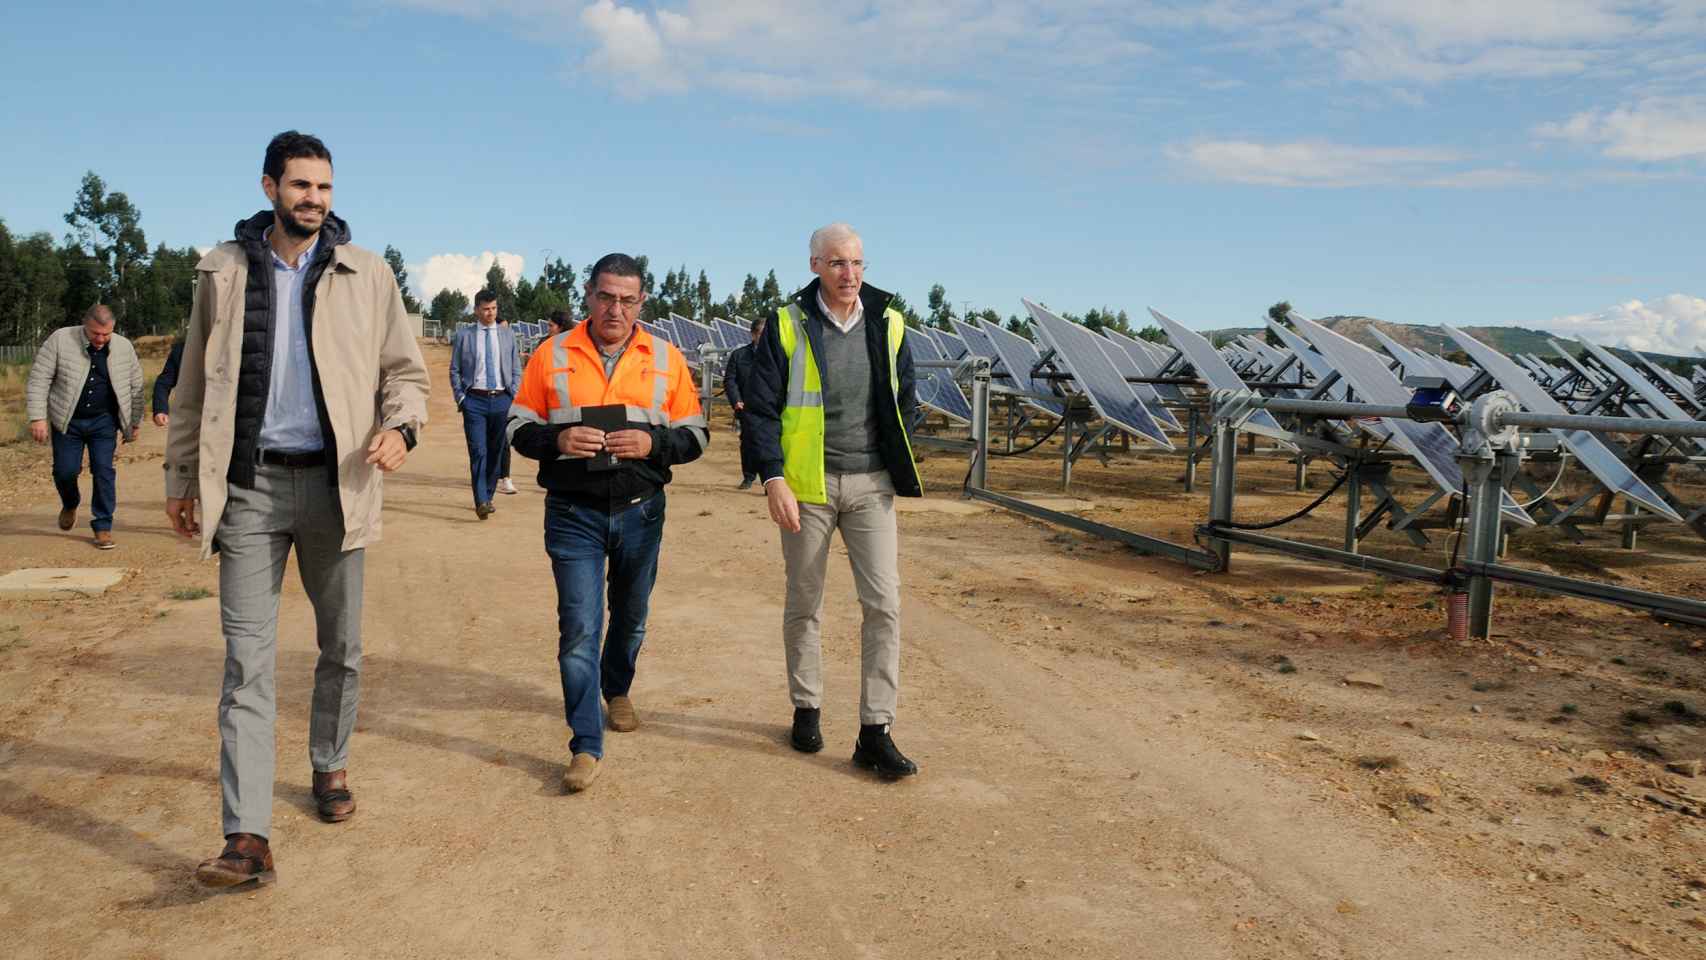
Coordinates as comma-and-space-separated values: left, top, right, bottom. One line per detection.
743, 223, 923, 779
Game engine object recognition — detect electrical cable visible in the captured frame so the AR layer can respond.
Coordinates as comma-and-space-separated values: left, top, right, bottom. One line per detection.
1205, 467, 1350, 531
1509, 451, 1571, 508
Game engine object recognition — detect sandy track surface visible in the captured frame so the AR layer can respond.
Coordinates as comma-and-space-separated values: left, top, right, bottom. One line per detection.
1, 344, 1701, 959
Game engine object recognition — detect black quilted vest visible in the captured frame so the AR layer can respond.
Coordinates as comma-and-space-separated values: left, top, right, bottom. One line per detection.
227, 210, 349, 490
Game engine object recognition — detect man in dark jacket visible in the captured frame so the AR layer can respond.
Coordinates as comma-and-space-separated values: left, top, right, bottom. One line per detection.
722, 316, 765, 489
152, 339, 185, 427
743, 223, 923, 779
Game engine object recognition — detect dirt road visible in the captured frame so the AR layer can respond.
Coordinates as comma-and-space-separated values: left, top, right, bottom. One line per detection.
1, 344, 1701, 959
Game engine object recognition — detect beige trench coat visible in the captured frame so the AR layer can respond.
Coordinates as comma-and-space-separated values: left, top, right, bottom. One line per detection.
163, 239, 429, 558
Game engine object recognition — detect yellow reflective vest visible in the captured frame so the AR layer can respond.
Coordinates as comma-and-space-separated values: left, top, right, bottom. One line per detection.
774, 300, 922, 504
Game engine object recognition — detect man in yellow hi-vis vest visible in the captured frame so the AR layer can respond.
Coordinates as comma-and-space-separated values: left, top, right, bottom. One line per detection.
744, 223, 924, 779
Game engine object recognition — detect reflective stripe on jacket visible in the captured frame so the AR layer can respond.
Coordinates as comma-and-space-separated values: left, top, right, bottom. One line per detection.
506, 322, 708, 503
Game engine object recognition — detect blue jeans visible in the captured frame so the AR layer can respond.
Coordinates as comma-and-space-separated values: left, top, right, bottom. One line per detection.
52, 414, 118, 532
544, 492, 666, 758
460, 391, 511, 504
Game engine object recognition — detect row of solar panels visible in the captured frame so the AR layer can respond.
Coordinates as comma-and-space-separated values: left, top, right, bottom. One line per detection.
899, 300, 1705, 528
636, 313, 756, 364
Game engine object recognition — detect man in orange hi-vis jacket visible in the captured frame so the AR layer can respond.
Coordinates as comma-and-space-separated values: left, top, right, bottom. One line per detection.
507, 252, 708, 794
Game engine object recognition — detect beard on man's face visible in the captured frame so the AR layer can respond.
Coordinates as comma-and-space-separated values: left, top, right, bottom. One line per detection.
274, 197, 323, 239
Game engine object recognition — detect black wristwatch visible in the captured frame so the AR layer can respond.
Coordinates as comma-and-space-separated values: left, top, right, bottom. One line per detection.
395, 424, 418, 451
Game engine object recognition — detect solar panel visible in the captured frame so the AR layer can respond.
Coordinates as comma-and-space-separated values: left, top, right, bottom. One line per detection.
1024, 300, 1172, 448
951, 318, 1000, 367
1443, 326, 1681, 521
1544, 340, 1611, 392
713, 318, 751, 352
1576, 340, 1706, 456
1292, 315, 1534, 525
978, 319, 1065, 416
1095, 329, 1182, 430
906, 328, 973, 423
1633, 352, 1704, 414
668, 314, 715, 366
638, 319, 672, 344
1147, 309, 1291, 443
1101, 328, 1192, 414
927, 326, 968, 360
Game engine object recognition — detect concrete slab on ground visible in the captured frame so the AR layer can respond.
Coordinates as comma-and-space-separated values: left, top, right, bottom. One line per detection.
0, 568, 127, 600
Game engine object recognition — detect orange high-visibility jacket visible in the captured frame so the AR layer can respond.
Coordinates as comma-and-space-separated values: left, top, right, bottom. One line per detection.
507, 323, 708, 501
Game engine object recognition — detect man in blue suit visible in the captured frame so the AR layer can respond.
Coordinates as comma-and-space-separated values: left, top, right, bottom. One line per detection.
450, 289, 521, 519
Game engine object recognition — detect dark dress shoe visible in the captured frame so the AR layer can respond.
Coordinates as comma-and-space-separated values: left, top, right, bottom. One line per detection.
194, 833, 275, 888
57, 507, 76, 531
737, 477, 754, 490
790, 707, 823, 753
475, 502, 492, 520
853, 724, 918, 778
313, 769, 357, 823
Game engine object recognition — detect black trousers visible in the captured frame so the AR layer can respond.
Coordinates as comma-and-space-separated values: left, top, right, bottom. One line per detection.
736, 411, 758, 480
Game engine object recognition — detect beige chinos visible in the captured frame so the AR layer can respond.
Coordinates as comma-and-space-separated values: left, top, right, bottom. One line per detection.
779, 470, 900, 725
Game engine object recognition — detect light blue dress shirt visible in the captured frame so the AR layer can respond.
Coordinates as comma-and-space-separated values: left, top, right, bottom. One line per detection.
258, 229, 326, 453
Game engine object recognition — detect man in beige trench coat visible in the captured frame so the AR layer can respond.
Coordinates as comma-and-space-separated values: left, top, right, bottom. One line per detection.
164, 130, 429, 888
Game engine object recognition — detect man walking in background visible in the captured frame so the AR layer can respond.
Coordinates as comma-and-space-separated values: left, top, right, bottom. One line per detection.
450, 290, 519, 518
25, 304, 145, 549
152, 337, 185, 427
724, 316, 764, 489
164, 130, 429, 888
744, 223, 924, 779
508, 253, 708, 794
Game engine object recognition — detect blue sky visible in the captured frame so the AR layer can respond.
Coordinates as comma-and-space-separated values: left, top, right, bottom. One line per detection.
2, 1, 1703, 352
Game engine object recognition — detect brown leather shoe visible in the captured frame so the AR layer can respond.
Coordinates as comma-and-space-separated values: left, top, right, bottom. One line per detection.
475, 502, 492, 520
607, 695, 639, 732
194, 833, 275, 888
57, 507, 75, 531
563, 753, 600, 793
92, 530, 115, 550
312, 769, 357, 823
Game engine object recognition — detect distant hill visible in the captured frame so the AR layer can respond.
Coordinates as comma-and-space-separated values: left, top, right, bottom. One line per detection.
1204, 315, 1703, 370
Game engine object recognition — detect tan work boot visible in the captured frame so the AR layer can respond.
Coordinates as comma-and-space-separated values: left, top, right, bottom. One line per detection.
607, 695, 639, 732
92, 530, 115, 550
563, 753, 600, 793
57, 507, 76, 531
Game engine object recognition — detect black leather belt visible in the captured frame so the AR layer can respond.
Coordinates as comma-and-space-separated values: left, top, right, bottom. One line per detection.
257, 448, 326, 467
465, 388, 508, 397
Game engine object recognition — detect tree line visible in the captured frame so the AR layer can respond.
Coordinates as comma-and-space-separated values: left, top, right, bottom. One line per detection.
0, 169, 1165, 350
425, 259, 1168, 345
0, 172, 201, 347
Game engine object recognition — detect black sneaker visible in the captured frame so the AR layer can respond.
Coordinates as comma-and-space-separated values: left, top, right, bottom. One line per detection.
852, 724, 917, 778
790, 707, 823, 753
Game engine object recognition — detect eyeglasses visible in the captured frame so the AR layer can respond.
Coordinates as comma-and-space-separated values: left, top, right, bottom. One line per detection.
818, 258, 865, 271
592, 291, 644, 312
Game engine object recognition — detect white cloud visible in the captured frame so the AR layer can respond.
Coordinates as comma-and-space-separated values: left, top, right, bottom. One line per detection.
1165, 138, 1465, 187
1535, 96, 1706, 162
1547, 294, 1706, 356
415, 251, 528, 303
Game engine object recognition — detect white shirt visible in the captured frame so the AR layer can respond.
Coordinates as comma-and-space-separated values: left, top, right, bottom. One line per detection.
816, 289, 864, 334
473, 322, 504, 391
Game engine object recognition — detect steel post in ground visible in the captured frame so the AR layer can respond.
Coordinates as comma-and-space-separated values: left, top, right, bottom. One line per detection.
1344, 463, 1363, 555
1185, 407, 1199, 492
1208, 419, 1238, 572
1462, 456, 1504, 639
1295, 455, 1308, 492
1061, 411, 1074, 492
969, 361, 991, 492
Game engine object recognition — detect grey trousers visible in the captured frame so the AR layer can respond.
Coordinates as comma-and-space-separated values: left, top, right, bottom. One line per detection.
780, 471, 901, 726
216, 463, 364, 838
